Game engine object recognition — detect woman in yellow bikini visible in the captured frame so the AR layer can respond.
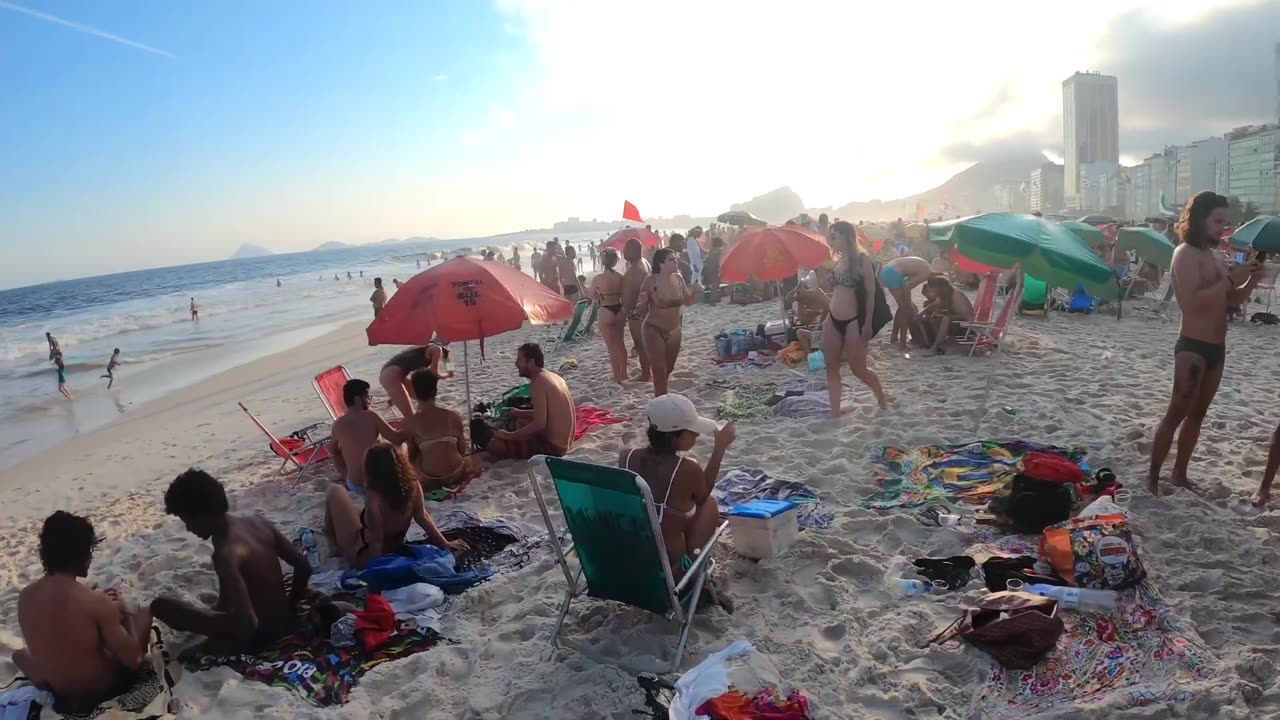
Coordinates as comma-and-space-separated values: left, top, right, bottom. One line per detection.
636, 248, 701, 397
402, 369, 472, 489
821, 221, 890, 416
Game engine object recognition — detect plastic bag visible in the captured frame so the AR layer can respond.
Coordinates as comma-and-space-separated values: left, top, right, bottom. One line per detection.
669, 641, 785, 720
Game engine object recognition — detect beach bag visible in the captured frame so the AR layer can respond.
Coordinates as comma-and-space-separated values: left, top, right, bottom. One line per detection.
1021, 452, 1084, 485
992, 474, 1072, 534
715, 333, 732, 358
927, 591, 1064, 669
1041, 514, 1146, 590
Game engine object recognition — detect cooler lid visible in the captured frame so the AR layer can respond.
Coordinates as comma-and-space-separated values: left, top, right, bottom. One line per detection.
727, 499, 798, 518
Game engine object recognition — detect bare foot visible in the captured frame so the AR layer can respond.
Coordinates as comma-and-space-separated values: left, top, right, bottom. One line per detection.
632, 373, 651, 382
829, 407, 851, 418
878, 394, 896, 410
1169, 474, 1203, 496
1251, 488, 1271, 508
1144, 474, 1160, 495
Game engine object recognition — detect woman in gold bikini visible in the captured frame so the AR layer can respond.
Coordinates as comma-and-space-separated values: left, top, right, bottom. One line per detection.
402, 369, 472, 489
636, 248, 701, 397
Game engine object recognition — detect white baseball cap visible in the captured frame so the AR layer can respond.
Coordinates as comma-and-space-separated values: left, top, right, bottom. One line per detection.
646, 394, 718, 435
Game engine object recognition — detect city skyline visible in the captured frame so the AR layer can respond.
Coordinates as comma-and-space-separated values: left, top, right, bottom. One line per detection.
2, 1, 1279, 287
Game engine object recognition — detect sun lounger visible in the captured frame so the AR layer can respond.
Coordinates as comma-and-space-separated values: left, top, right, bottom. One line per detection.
239, 402, 330, 483
527, 455, 728, 669
957, 275, 1023, 357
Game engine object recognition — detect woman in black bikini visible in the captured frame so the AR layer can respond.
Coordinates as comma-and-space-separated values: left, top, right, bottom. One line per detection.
379, 343, 450, 418
590, 249, 629, 383
821, 221, 889, 415
323, 441, 466, 569
637, 248, 701, 397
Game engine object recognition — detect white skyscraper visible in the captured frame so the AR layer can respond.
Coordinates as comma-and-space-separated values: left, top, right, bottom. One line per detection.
1063, 72, 1120, 208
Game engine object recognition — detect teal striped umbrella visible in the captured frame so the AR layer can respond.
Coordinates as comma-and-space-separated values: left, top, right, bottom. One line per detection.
1228, 216, 1280, 253
930, 213, 1115, 290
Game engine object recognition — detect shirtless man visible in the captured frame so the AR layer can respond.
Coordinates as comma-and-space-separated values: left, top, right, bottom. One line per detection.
559, 247, 580, 301
403, 369, 471, 488
330, 379, 405, 496
1148, 192, 1261, 495
915, 275, 976, 354
370, 278, 388, 318
783, 282, 830, 353
150, 469, 312, 654
537, 240, 562, 294
15, 512, 152, 711
485, 343, 576, 459
879, 256, 934, 347
189, 297, 199, 322
621, 238, 652, 381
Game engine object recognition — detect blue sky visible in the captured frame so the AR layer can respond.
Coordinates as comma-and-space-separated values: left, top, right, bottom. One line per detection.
1, 0, 1273, 288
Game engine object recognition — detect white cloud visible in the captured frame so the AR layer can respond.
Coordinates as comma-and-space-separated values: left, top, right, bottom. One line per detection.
491, 106, 518, 130
434, 73, 448, 82
460, 128, 485, 145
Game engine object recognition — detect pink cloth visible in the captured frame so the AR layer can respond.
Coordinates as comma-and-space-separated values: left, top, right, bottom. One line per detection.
573, 405, 621, 441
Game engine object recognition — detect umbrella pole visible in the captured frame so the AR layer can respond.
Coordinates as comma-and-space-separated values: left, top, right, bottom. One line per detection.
463, 340, 473, 415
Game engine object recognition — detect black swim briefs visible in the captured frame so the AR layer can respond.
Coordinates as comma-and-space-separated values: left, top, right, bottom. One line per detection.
1173, 335, 1225, 371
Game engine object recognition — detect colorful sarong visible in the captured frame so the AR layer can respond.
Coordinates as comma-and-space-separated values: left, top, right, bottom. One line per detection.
863, 440, 1087, 509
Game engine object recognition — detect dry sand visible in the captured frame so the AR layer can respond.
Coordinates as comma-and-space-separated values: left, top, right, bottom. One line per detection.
2, 295, 1280, 718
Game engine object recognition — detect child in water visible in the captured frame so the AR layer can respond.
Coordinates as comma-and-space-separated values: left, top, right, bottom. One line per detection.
101, 349, 121, 389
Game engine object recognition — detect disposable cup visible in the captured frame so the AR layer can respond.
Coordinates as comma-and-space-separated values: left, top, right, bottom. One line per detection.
1006, 578, 1025, 592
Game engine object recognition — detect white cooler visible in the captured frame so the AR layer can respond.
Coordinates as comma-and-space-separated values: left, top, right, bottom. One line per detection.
726, 499, 799, 560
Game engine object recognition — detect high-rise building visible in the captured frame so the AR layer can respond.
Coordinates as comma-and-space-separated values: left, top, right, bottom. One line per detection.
1227, 123, 1280, 213
1275, 42, 1280, 120
1063, 72, 1120, 207
992, 180, 1029, 213
1169, 137, 1229, 204
1028, 163, 1064, 213
1079, 162, 1123, 212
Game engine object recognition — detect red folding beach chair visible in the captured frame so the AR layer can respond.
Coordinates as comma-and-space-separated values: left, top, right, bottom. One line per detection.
313, 365, 352, 420
238, 402, 331, 483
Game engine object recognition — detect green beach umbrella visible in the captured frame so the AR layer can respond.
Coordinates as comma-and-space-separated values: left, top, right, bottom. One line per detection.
1116, 226, 1175, 269
1060, 220, 1104, 247
929, 213, 1115, 290
1228, 216, 1280, 253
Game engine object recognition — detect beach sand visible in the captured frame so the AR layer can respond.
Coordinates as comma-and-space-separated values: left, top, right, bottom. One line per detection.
2, 296, 1278, 718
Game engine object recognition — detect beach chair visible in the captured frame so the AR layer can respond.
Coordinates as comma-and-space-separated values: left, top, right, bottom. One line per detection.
574, 300, 599, 342
1254, 262, 1277, 314
549, 299, 591, 352
312, 365, 352, 420
973, 273, 998, 323
527, 455, 728, 669
238, 402, 330, 483
957, 275, 1023, 357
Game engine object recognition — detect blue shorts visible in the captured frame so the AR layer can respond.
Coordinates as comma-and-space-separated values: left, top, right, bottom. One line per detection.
345, 479, 366, 497
879, 265, 906, 290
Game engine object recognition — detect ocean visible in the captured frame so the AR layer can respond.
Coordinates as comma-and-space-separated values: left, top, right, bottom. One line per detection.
0, 230, 608, 470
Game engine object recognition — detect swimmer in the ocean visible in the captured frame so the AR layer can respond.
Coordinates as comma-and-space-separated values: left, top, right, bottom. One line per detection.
55, 354, 72, 400
101, 349, 121, 389
276, 278, 282, 287
46, 332, 60, 363
190, 298, 199, 322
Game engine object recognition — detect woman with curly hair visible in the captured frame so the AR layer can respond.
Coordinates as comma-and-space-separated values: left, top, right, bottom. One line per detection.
324, 441, 467, 568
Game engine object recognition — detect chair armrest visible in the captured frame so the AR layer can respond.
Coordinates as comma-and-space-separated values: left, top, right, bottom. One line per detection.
674, 520, 729, 596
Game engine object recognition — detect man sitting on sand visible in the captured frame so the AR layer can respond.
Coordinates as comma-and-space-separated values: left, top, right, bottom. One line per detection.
331, 379, 406, 496
403, 369, 472, 488
913, 275, 975, 354
482, 343, 576, 459
150, 469, 312, 654
783, 280, 830, 353
15, 512, 152, 711
879, 256, 934, 347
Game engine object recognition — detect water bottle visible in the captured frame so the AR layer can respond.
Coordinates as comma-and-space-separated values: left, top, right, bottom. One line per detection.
1025, 583, 1118, 611
882, 556, 927, 597
300, 528, 321, 572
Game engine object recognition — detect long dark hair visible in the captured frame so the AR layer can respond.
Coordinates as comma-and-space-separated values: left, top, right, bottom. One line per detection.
1177, 191, 1228, 249
652, 248, 675, 274
829, 221, 859, 256
602, 249, 619, 270
646, 425, 680, 454
364, 441, 415, 512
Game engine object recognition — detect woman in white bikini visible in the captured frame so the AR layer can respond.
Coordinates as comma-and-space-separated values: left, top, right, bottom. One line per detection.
618, 394, 735, 579
589, 249, 629, 384
637, 248, 701, 397
822, 221, 890, 416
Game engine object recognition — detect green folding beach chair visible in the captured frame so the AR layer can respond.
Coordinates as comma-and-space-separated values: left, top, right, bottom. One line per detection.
573, 300, 599, 342
527, 455, 728, 669
549, 299, 591, 352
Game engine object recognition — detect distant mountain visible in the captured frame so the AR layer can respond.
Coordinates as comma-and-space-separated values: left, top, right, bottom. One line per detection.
729, 186, 806, 224
833, 153, 1047, 221
313, 241, 353, 251
230, 242, 273, 259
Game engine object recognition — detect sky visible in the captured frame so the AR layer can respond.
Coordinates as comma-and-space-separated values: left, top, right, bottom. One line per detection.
1, 0, 1277, 287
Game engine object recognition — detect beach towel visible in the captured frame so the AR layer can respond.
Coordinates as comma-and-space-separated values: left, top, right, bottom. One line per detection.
863, 441, 1087, 509
341, 541, 492, 594
429, 509, 547, 575
714, 468, 833, 530
574, 405, 622, 441
180, 598, 447, 708
717, 384, 779, 422
965, 533, 1219, 719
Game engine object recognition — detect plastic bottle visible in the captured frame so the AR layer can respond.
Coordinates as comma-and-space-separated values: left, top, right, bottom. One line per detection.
300, 528, 321, 572
1025, 583, 1118, 611
882, 556, 927, 597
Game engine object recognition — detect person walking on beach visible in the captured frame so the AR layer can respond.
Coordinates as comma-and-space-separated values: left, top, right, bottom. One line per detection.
1147, 191, 1262, 496
46, 332, 60, 362
512, 247, 522, 271
560, 246, 580, 301
55, 354, 72, 400
622, 238, 652, 382
189, 297, 199, 322
588, 241, 597, 271
101, 349, 121, 389
370, 277, 388, 318
822, 221, 890, 415
538, 240, 562, 294
590, 249, 629, 384
531, 247, 543, 277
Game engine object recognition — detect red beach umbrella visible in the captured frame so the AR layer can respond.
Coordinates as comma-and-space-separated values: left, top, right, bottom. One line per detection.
366, 256, 573, 410
719, 226, 832, 283
600, 227, 662, 252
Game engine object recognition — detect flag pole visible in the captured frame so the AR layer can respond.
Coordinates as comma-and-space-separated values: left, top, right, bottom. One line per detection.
463, 340, 473, 416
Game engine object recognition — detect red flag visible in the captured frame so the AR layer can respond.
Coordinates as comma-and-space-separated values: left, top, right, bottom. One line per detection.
622, 200, 643, 223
